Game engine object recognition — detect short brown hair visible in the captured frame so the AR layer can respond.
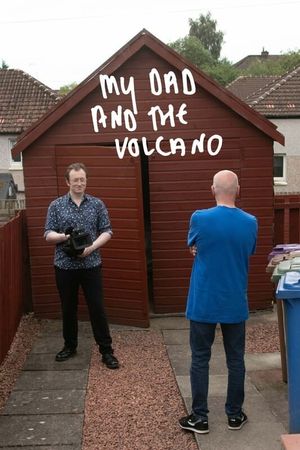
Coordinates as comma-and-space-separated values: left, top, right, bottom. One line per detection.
65, 163, 88, 181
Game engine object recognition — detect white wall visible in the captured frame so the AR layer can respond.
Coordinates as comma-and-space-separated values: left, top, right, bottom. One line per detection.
0, 134, 25, 193
272, 118, 300, 195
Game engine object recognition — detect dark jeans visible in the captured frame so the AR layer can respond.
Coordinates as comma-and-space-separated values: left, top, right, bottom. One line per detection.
55, 265, 113, 355
190, 320, 246, 420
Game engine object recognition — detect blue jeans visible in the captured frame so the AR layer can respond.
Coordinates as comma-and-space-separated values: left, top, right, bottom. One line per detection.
190, 320, 246, 420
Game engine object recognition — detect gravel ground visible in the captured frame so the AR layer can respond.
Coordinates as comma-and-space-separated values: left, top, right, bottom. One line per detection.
246, 322, 280, 353
0, 313, 280, 449
0, 313, 42, 412
82, 330, 197, 450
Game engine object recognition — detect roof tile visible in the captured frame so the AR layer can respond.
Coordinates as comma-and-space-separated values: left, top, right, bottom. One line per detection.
0, 69, 61, 133
227, 66, 300, 117
227, 75, 280, 101
250, 66, 300, 116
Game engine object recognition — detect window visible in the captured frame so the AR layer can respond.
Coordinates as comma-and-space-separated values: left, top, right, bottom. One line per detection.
9, 138, 22, 169
273, 154, 286, 184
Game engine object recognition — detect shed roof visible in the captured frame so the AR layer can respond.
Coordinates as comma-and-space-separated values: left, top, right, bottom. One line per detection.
0, 69, 60, 134
227, 65, 300, 117
13, 29, 284, 156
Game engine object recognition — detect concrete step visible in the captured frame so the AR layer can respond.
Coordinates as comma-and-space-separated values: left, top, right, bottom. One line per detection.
281, 434, 300, 450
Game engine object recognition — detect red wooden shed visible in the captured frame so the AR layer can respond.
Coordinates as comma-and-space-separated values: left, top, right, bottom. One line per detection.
13, 30, 284, 327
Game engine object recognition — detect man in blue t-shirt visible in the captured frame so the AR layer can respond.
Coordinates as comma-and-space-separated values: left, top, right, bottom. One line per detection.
179, 170, 257, 435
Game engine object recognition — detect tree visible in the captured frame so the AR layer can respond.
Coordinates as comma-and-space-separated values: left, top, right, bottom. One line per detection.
281, 50, 300, 72
169, 36, 215, 68
169, 36, 238, 86
59, 82, 78, 95
168, 12, 237, 85
1, 60, 8, 69
189, 12, 224, 60
203, 59, 239, 86
242, 50, 300, 77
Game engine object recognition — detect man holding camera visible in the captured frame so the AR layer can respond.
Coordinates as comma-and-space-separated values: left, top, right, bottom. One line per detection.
44, 162, 119, 369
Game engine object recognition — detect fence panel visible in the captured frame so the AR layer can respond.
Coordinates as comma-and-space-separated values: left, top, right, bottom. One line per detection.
274, 195, 300, 244
0, 210, 31, 364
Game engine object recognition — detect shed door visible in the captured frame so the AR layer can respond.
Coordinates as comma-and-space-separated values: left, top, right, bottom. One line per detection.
148, 140, 242, 314
55, 145, 149, 327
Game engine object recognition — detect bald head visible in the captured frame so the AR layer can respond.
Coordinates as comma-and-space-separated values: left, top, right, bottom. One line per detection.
212, 170, 239, 205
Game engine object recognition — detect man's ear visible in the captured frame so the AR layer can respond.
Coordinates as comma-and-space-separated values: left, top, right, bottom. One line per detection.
236, 185, 240, 197
211, 185, 215, 197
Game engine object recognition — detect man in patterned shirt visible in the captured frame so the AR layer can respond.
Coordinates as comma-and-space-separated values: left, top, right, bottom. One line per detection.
44, 162, 119, 369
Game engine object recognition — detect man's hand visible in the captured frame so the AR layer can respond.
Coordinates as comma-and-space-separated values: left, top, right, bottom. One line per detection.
79, 244, 95, 258
189, 245, 197, 257
78, 232, 112, 258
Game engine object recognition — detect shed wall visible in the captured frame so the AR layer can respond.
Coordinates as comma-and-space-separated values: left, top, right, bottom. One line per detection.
23, 47, 275, 325
24, 142, 149, 327
148, 137, 274, 313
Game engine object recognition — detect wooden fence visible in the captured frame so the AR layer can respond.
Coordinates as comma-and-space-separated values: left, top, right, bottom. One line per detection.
0, 195, 297, 365
0, 210, 31, 365
274, 195, 300, 245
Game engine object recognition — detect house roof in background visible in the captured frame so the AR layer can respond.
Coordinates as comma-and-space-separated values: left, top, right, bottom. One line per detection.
0, 69, 61, 133
234, 49, 284, 70
227, 66, 300, 117
250, 65, 300, 116
227, 75, 280, 102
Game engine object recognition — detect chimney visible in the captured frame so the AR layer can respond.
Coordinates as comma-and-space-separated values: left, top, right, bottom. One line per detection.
261, 48, 269, 57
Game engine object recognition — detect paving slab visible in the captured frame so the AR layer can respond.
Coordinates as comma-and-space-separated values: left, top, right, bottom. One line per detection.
175, 374, 259, 398
23, 351, 91, 371
163, 307, 289, 450
248, 368, 289, 430
0, 414, 83, 447
166, 343, 191, 357
150, 315, 190, 330
192, 420, 285, 450
30, 336, 93, 354
0, 319, 93, 449
162, 328, 190, 345
169, 355, 229, 377
245, 352, 282, 371
41, 320, 93, 336
13, 370, 88, 391
181, 391, 286, 450
201, 394, 281, 424
3, 389, 85, 415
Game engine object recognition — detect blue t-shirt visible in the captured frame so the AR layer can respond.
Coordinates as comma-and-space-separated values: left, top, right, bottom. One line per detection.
186, 205, 258, 324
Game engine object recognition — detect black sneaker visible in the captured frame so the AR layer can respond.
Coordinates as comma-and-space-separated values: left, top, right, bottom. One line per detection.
228, 412, 248, 430
179, 413, 209, 434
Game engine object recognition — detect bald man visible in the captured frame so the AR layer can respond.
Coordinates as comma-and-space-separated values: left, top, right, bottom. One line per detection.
179, 170, 257, 435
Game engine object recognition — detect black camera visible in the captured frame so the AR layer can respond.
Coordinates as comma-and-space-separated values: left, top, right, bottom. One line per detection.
62, 226, 93, 257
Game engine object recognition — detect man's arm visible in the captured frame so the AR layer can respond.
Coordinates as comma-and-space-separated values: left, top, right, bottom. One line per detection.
44, 201, 68, 244
80, 231, 112, 258
45, 231, 69, 244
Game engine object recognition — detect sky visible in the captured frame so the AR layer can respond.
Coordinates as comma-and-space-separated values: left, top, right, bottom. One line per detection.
1, 0, 299, 89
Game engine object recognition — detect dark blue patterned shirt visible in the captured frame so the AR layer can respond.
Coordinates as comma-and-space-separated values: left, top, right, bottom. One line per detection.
45, 193, 112, 269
